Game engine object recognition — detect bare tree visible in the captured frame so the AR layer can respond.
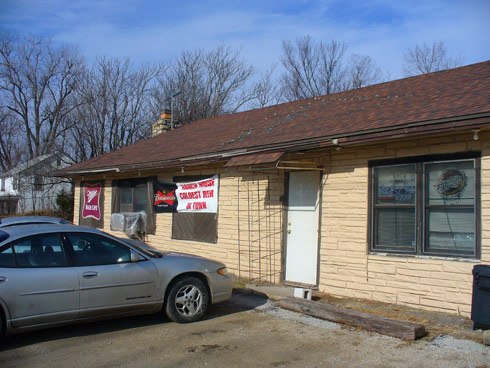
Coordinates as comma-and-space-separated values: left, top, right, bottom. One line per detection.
153, 44, 254, 125
347, 54, 382, 89
68, 57, 162, 161
402, 41, 465, 76
0, 32, 83, 161
0, 105, 24, 172
280, 36, 347, 101
248, 65, 283, 109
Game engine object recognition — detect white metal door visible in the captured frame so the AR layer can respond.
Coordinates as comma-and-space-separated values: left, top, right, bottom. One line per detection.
285, 171, 320, 285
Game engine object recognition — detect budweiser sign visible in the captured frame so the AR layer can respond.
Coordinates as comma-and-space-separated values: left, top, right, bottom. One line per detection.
153, 181, 178, 213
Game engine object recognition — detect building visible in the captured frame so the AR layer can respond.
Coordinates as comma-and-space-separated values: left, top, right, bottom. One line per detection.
0, 175, 19, 215
59, 61, 490, 317
1, 154, 73, 215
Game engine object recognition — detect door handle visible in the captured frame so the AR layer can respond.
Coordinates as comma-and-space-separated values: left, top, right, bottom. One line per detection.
82, 271, 99, 279
287, 230, 291, 234
0, 276, 6, 283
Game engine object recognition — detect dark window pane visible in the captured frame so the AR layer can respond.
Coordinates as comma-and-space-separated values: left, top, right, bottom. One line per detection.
67, 233, 130, 266
120, 204, 133, 212
0, 246, 15, 267
134, 184, 148, 212
375, 208, 415, 249
121, 187, 133, 205
119, 181, 147, 214
172, 213, 217, 243
34, 176, 43, 191
11, 234, 67, 267
375, 165, 415, 205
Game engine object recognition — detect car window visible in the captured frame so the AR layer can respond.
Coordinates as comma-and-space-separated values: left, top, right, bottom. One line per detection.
4, 234, 68, 268
0, 246, 15, 267
66, 232, 131, 266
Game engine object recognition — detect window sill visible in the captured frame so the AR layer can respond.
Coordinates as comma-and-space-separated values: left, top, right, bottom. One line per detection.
368, 252, 480, 263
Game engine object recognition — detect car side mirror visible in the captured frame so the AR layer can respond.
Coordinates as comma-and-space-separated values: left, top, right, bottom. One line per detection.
130, 250, 143, 262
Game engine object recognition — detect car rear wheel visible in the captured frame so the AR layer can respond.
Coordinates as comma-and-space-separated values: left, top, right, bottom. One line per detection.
165, 276, 209, 323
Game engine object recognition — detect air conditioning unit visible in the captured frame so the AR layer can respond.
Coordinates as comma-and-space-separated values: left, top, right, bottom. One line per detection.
110, 211, 147, 239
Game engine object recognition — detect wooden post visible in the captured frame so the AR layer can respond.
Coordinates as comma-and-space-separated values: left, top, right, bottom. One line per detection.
280, 297, 427, 340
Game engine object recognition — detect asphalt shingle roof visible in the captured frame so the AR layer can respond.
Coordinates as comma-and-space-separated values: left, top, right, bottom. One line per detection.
62, 61, 490, 175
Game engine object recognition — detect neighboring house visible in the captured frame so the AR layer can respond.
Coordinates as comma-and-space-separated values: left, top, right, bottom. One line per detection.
59, 61, 490, 317
0, 154, 73, 215
0, 176, 20, 215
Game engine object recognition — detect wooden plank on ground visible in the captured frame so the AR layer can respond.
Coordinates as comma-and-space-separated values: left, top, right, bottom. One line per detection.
280, 297, 427, 340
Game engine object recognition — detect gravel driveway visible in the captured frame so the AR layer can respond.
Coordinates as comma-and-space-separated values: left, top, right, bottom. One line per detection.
0, 292, 488, 368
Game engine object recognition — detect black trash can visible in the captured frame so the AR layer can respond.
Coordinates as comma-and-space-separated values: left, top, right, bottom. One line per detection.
471, 265, 490, 330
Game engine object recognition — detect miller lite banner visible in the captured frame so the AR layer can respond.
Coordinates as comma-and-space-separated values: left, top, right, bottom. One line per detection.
82, 183, 102, 220
79, 181, 104, 228
152, 175, 219, 213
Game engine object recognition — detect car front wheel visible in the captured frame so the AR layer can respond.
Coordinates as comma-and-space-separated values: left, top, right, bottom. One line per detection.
165, 276, 209, 323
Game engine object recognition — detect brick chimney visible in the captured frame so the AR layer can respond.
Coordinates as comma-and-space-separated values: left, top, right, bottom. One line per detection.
152, 110, 172, 136
152, 109, 183, 136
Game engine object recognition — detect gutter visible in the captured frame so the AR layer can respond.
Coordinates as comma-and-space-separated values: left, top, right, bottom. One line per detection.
59, 113, 490, 176
59, 167, 121, 176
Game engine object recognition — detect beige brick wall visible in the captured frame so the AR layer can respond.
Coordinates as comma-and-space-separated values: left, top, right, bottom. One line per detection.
75, 169, 285, 284
319, 131, 489, 316
72, 130, 488, 317
73, 181, 80, 223
145, 170, 285, 283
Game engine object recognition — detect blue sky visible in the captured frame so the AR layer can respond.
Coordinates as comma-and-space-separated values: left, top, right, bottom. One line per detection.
1, 0, 489, 78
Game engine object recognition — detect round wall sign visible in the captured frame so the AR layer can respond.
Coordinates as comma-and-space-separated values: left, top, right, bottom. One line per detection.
436, 169, 467, 198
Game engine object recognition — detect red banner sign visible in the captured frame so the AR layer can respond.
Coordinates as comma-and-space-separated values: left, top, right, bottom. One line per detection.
82, 182, 102, 220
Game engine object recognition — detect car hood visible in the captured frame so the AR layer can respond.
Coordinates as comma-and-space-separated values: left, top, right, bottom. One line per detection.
160, 251, 206, 259
151, 251, 226, 274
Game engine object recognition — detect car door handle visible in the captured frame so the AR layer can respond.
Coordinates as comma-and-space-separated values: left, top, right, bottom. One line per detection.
82, 271, 99, 279
0, 276, 6, 283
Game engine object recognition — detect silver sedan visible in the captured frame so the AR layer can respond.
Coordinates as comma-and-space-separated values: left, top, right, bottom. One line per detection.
0, 223, 233, 335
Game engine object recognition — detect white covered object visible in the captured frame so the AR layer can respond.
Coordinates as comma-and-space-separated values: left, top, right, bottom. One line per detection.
110, 212, 147, 238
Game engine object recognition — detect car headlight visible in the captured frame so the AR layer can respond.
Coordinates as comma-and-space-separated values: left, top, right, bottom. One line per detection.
217, 267, 228, 276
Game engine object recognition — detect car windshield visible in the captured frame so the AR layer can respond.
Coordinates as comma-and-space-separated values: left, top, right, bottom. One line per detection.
119, 238, 164, 258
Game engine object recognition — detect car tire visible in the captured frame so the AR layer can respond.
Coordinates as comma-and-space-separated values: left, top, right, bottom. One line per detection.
165, 276, 209, 323
0, 309, 4, 336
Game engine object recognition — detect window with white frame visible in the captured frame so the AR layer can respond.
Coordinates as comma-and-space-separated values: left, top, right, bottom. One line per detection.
369, 153, 480, 259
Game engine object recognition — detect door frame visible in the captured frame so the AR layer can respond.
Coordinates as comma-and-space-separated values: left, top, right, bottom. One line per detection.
281, 170, 323, 288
